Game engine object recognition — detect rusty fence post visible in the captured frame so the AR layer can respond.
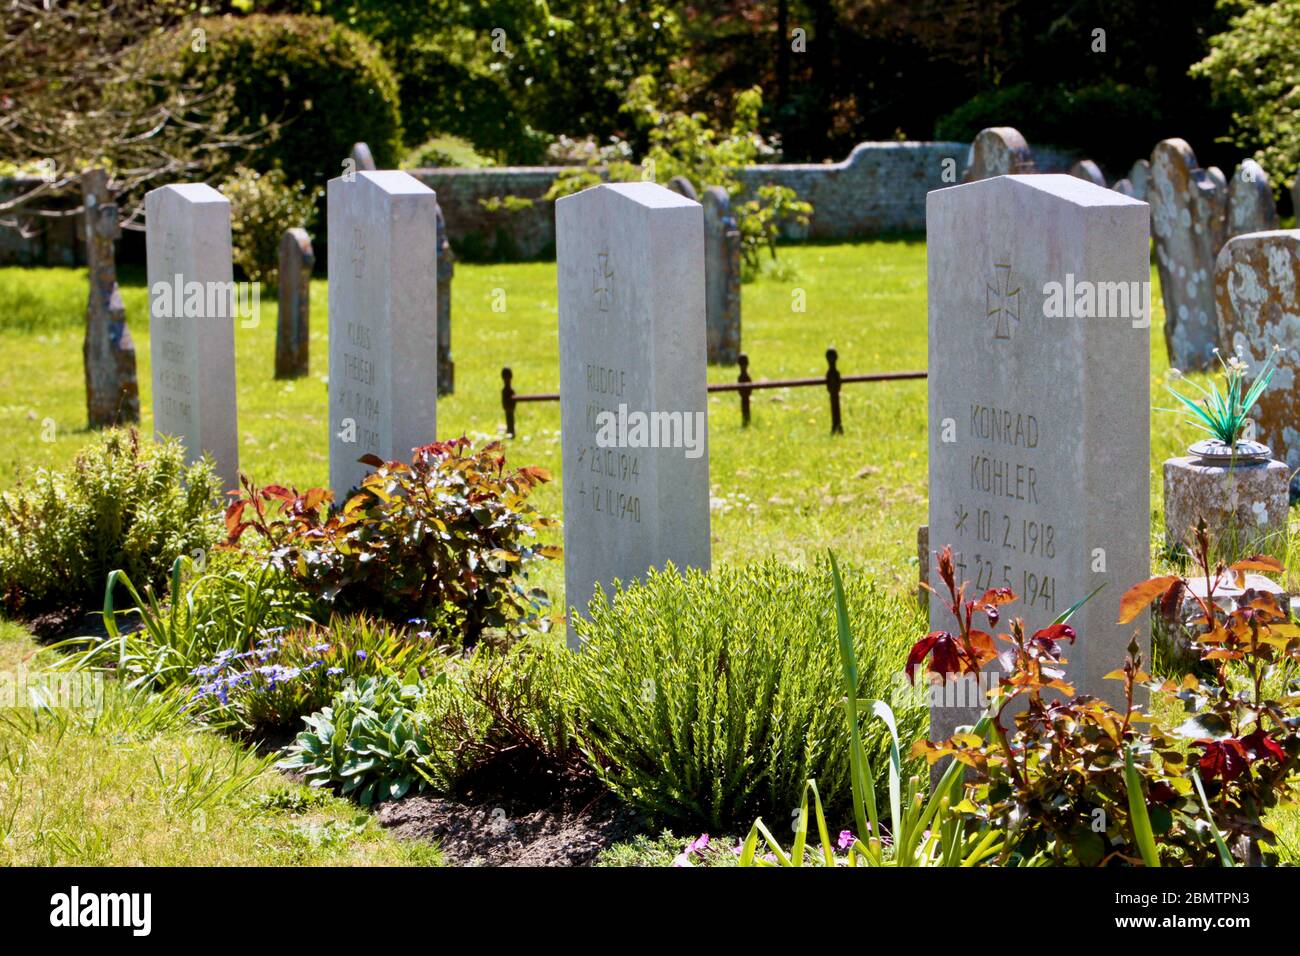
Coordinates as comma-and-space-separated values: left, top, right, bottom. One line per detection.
501, 367, 516, 438
737, 352, 752, 427
826, 348, 843, 435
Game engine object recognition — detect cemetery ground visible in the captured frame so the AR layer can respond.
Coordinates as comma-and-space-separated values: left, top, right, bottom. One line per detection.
5, 239, 1300, 866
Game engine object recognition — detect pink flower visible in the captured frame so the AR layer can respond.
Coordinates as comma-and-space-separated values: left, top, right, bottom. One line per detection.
685, 833, 710, 856
837, 830, 855, 850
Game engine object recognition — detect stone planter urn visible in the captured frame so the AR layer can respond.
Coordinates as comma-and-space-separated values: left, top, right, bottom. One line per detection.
1163, 438, 1289, 560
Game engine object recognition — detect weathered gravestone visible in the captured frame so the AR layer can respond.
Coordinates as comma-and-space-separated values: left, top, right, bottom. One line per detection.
328, 171, 439, 500
1227, 159, 1278, 237
1070, 159, 1106, 188
349, 142, 377, 173
1127, 159, 1151, 202
666, 176, 698, 202
961, 127, 1036, 183
275, 227, 313, 379
1215, 230, 1300, 495
702, 186, 742, 365
144, 183, 240, 491
926, 174, 1150, 741
436, 204, 454, 395
556, 183, 710, 645
1150, 139, 1226, 371
82, 168, 139, 427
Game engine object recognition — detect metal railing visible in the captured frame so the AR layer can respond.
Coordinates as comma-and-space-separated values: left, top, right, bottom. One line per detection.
500, 349, 926, 437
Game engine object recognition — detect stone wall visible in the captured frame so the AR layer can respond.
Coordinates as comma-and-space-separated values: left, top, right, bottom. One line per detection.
411, 142, 971, 258
0, 177, 84, 266
0, 140, 1081, 264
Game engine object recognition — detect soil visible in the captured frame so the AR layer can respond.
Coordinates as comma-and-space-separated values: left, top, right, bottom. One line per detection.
375, 787, 647, 866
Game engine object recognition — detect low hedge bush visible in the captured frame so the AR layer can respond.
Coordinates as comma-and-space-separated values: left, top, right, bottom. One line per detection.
568, 559, 925, 830
0, 429, 221, 617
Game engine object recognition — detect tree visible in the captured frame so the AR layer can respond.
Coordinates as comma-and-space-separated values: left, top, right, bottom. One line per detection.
1193, 0, 1300, 194
0, 0, 250, 230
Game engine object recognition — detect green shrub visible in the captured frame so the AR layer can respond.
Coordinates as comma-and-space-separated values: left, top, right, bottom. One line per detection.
1193, 0, 1300, 196
190, 614, 452, 733
419, 634, 585, 789
60, 550, 315, 691
144, 14, 402, 191
0, 430, 221, 616
225, 438, 558, 644
934, 79, 1163, 175
401, 135, 496, 170
567, 559, 925, 830
220, 166, 320, 283
280, 675, 438, 805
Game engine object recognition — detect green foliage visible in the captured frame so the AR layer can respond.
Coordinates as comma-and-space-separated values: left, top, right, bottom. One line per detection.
145, 14, 403, 191
59, 551, 314, 692
934, 79, 1164, 174
1194, 0, 1300, 194
544, 78, 810, 276
280, 675, 438, 805
225, 438, 558, 643
1164, 345, 1280, 446
190, 614, 452, 733
0, 430, 221, 616
219, 166, 320, 283
419, 634, 584, 788
567, 559, 925, 831
298, 0, 684, 163
402, 135, 496, 170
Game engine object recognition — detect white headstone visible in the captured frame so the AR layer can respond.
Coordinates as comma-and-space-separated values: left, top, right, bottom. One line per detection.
556, 182, 710, 642
926, 174, 1150, 739
144, 183, 240, 491
327, 171, 439, 499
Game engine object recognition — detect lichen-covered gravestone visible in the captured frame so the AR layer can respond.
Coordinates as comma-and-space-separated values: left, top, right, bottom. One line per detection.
961, 127, 1036, 183
82, 168, 139, 427
926, 174, 1150, 741
556, 183, 710, 645
436, 204, 454, 395
1150, 139, 1226, 371
275, 227, 313, 379
1215, 229, 1300, 496
702, 186, 741, 365
144, 183, 240, 491
1070, 159, 1106, 187
1227, 159, 1278, 237
327, 171, 439, 500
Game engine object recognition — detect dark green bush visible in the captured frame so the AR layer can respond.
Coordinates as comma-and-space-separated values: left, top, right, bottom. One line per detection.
934, 79, 1163, 175
0, 429, 222, 616
568, 559, 926, 831
146, 14, 402, 191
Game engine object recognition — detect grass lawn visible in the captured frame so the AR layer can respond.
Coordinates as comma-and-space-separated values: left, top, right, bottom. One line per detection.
0, 621, 442, 865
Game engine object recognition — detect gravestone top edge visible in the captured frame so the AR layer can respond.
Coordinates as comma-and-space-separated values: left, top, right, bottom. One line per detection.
328, 169, 436, 197
929, 173, 1149, 209
555, 180, 701, 211
1219, 228, 1300, 249
147, 182, 228, 205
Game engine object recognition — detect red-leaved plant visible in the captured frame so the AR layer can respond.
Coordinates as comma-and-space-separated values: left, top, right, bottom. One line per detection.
909, 536, 1299, 866
224, 438, 560, 645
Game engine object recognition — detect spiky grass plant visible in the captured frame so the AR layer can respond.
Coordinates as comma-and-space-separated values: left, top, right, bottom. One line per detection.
1165, 345, 1281, 446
